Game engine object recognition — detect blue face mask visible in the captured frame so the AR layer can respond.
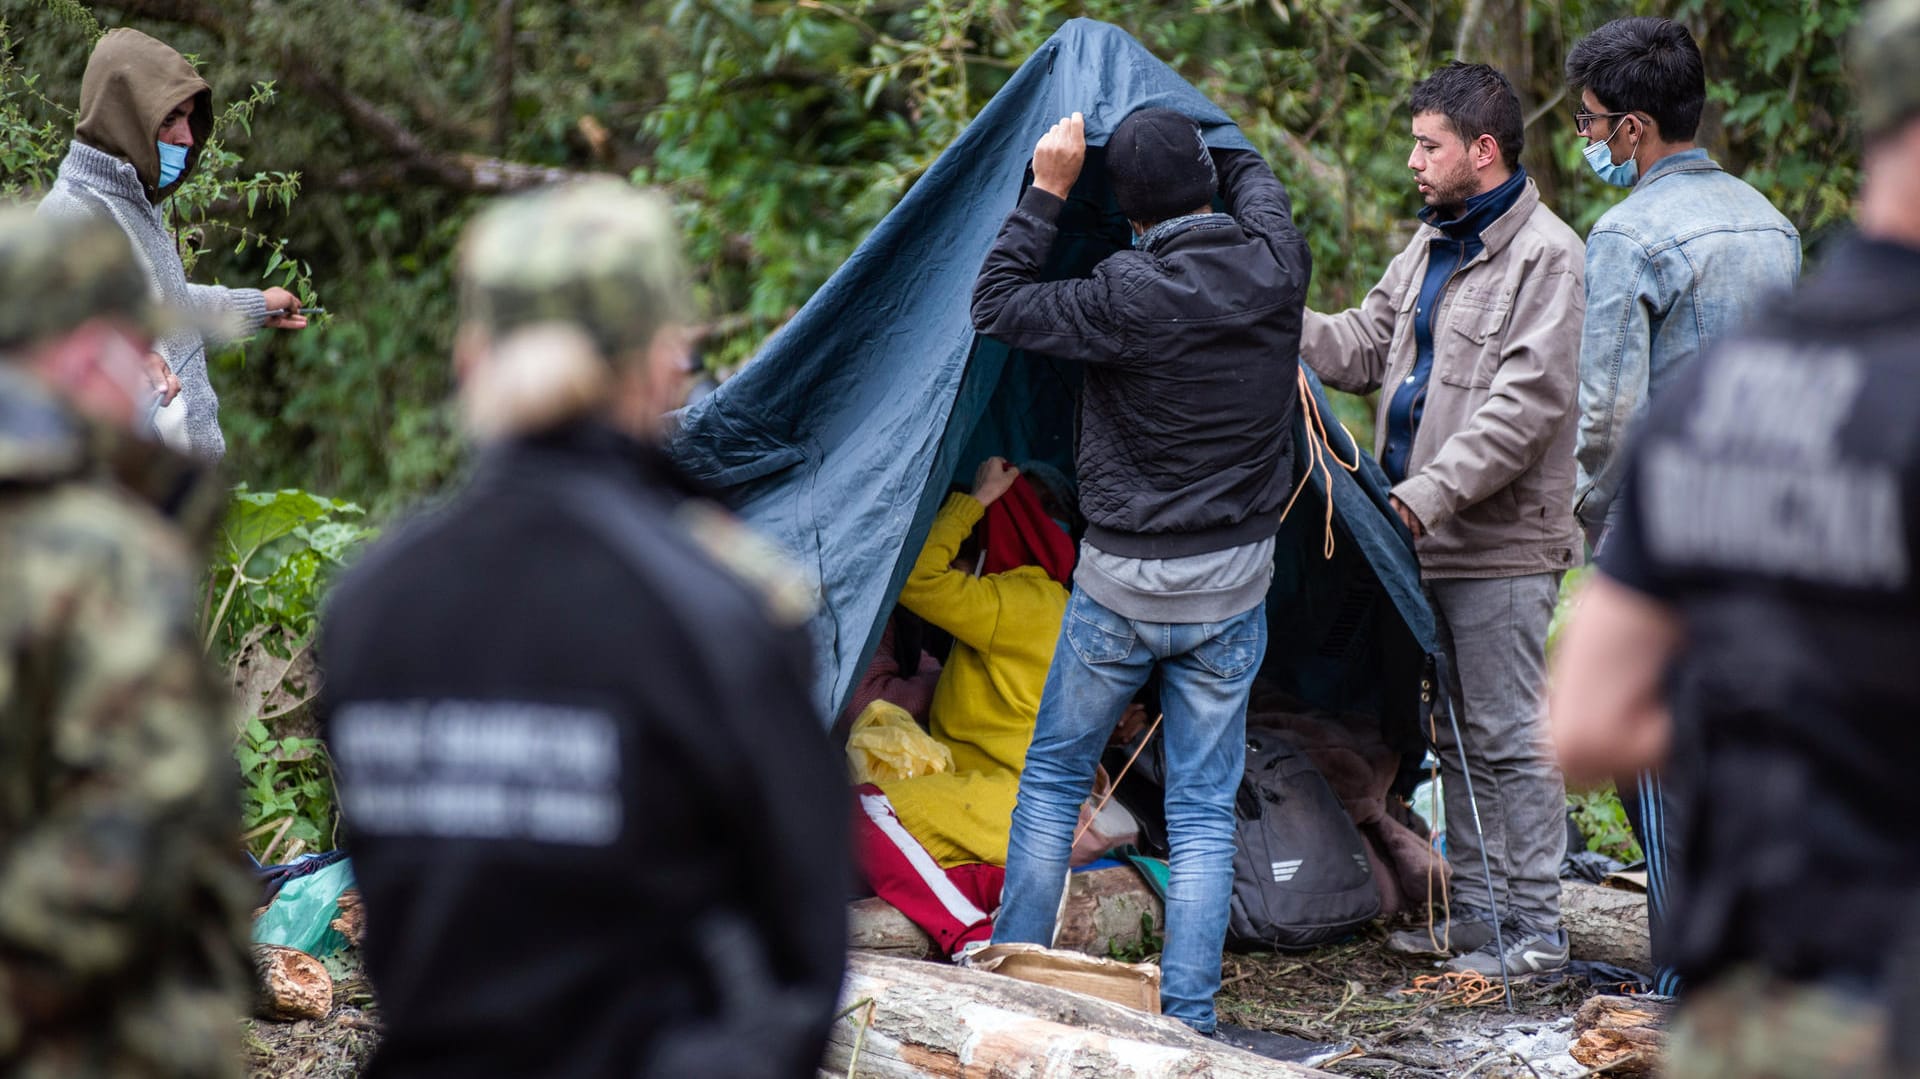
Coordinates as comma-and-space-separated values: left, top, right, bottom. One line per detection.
156, 141, 188, 187
1582, 123, 1638, 188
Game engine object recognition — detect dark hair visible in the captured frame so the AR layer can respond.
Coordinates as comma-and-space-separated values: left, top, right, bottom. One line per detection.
1408, 62, 1525, 171
1565, 17, 1706, 141
1016, 459, 1081, 535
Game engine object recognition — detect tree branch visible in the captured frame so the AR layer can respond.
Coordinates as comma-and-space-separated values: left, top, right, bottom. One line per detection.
281, 56, 590, 194
97, 0, 226, 36
94, 0, 590, 195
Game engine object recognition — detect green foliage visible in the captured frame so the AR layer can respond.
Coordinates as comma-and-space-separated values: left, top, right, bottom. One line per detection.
0, 1, 1870, 509
1546, 563, 1594, 657
236, 716, 337, 860
1678, 0, 1862, 237
1568, 785, 1643, 863
0, 15, 78, 198
1108, 910, 1167, 964
207, 487, 377, 859
166, 81, 314, 300
206, 485, 374, 659
1552, 569, 1641, 863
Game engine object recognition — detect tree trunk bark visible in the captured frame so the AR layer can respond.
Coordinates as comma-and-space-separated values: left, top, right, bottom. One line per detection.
851, 874, 1649, 973
1560, 878, 1653, 973
823, 952, 1336, 1078
849, 866, 1161, 960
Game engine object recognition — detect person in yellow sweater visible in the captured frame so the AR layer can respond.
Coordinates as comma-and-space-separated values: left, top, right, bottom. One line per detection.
852, 456, 1075, 956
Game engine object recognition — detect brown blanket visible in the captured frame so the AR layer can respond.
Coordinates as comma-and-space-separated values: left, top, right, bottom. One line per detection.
1246, 687, 1449, 918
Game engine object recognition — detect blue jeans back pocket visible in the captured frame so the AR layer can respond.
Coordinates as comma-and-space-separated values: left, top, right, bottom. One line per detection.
1066, 596, 1137, 666
1192, 617, 1263, 679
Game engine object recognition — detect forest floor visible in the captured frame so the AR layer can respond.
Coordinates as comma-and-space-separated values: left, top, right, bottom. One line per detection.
1217, 924, 1619, 1077
246, 925, 1621, 1077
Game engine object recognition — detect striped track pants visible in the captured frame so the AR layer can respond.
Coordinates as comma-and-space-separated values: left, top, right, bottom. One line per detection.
852, 785, 1003, 958
1622, 770, 1683, 996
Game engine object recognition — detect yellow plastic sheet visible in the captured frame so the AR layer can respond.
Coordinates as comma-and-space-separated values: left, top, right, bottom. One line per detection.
846, 701, 952, 783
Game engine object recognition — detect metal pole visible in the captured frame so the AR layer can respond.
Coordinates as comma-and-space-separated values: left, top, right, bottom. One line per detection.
1436, 654, 1514, 1011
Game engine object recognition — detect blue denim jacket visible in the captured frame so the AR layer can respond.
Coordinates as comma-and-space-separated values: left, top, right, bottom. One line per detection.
1573, 149, 1801, 535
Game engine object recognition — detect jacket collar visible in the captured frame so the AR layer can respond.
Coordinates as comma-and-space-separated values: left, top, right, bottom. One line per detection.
478, 419, 707, 501
1792, 232, 1920, 325
56, 141, 156, 210
1636, 147, 1720, 189
1419, 166, 1528, 242
1415, 174, 1541, 259
1139, 211, 1237, 255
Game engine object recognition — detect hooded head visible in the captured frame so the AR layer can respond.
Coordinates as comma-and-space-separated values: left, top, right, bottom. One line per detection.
76, 28, 212, 204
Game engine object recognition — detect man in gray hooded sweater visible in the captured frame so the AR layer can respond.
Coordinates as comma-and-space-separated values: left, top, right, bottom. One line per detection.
38, 27, 308, 461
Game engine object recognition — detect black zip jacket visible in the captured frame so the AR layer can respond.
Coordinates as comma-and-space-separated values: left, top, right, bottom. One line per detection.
317, 423, 848, 1079
970, 148, 1312, 558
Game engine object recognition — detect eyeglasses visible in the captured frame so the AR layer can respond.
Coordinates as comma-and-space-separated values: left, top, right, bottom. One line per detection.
1573, 109, 1631, 136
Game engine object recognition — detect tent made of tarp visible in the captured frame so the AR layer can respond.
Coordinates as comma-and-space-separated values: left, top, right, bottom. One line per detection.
670, 17, 1437, 747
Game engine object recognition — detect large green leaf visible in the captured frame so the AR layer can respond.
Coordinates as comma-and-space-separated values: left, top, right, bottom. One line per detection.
221, 485, 363, 563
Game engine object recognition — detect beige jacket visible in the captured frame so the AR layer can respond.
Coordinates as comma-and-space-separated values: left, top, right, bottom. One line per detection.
1303, 178, 1584, 579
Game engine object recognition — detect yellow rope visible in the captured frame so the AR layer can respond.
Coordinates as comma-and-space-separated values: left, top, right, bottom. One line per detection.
1277, 367, 1363, 559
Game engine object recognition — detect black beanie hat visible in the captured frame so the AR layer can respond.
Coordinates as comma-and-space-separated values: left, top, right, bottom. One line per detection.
1104, 107, 1217, 226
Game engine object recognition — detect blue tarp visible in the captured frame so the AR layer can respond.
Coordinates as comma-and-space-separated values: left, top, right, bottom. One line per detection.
671, 18, 1435, 739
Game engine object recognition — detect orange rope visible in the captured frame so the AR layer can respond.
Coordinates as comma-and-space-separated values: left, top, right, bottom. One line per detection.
1406, 971, 1504, 1008
1073, 712, 1164, 848
1277, 367, 1363, 559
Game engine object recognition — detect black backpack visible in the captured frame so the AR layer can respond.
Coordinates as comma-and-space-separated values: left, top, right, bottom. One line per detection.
1226, 730, 1381, 950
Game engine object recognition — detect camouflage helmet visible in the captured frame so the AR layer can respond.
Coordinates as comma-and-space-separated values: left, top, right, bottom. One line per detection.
1854, 0, 1920, 140
458, 179, 694, 362
0, 206, 167, 354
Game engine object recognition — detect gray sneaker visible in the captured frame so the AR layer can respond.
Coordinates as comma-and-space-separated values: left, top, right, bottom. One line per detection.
1443, 927, 1569, 976
1385, 914, 1497, 957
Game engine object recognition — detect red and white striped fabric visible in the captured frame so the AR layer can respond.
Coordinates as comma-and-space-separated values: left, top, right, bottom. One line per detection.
853, 785, 1003, 957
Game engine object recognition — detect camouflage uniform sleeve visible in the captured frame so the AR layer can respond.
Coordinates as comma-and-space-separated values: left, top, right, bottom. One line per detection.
0, 490, 249, 1049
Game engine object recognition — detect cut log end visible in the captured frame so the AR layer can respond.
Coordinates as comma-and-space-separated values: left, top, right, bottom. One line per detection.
252, 943, 334, 1021
1567, 993, 1675, 1077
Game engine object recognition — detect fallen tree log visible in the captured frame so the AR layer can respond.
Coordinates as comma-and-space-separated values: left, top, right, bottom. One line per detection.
1567, 994, 1674, 1077
850, 866, 1161, 960
823, 952, 1333, 1078
1561, 879, 1652, 973
852, 871, 1650, 977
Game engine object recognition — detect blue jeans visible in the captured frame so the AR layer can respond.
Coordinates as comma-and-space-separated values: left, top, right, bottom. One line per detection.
993, 588, 1266, 1033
